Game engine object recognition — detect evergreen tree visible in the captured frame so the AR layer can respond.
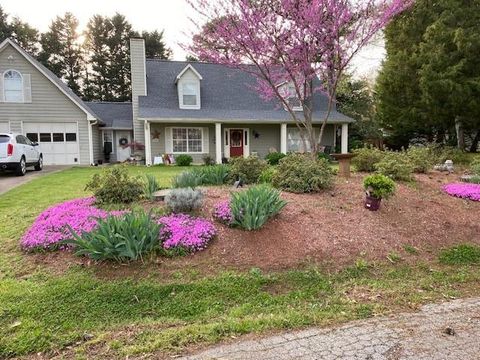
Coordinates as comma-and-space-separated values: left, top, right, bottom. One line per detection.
39, 13, 84, 95
142, 30, 172, 59
0, 6, 12, 41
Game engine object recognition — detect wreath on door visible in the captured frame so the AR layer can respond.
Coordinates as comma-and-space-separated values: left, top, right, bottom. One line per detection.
119, 137, 128, 147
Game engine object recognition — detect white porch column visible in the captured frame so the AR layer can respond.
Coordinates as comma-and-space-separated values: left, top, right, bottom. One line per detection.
341, 123, 349, 154
280, 123, 287, 154
144, 120, 152, 166
215, 122, 222, 164
87, 120, 94, 165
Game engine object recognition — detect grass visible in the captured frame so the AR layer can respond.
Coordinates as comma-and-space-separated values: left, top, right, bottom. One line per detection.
1, 165, 480, 358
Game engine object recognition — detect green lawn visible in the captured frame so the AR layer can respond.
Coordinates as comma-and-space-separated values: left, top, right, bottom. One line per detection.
1, 165, 480, 358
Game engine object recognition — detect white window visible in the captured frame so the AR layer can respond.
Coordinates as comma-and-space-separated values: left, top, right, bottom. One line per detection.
287, 128, 313, 152
172, 128, 203, 153
4, 70, 23, 103
103, 131, 113, 143
180, 81, 200, 109
281, 83, 302, 112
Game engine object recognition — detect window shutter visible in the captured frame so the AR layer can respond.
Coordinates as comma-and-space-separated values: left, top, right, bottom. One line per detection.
165, 127, 173, 153
23, 74, 32, 103
202, 127, 209, 153
0, 75, 4, 102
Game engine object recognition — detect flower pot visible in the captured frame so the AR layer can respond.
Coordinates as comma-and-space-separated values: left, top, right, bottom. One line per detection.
365, 195, 381, 211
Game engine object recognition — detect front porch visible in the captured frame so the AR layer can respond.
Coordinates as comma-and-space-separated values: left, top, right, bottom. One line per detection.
144, 121, 349, 165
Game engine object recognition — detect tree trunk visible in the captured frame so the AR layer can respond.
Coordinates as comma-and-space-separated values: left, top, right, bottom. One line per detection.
455, 117, 465, 150
470, 129, 480, 153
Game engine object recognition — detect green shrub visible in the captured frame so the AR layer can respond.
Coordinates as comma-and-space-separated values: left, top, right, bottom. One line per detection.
265, 152, 286, 165
230, 184, 287, 230
406, 146, 434, 173
172, 171, 203, 189
175, 154, 193, 166
271, 153, 333, 193
66, 211, 161, 262
363, 174, 396, 199
193, 165, 230, 185
471, 158, 480, 176
144, 174, 160, 200
439, 244, 480, 265
165, 188, 203, 213
433, 146, 471, 165
229, 156, 268, 184
374, 151, 414, 181
85, 165, 144, 204
259, 166, 277, 184
352, 147, 384, 172
317, 152, 333, 162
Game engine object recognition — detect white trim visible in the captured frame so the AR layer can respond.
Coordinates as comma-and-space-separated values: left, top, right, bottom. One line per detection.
215, 123, 222, 164
224, 129, 230, 158
144, 121, 152, 166
280, 123, 287, 154
175, 64, 203, 82
3, 69, 24, 103
170, 126, 207, 154
0, 39, 97, 120
341, 123, 349, 154
87, 121, 94, 165
178, 79, 201, 110
138, 117, 353, 125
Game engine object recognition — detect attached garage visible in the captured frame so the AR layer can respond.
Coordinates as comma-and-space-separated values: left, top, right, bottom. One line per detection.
0, 121, 9, 133
24, 122, 80, 165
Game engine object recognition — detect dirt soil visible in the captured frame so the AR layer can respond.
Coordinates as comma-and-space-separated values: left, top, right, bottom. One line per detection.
27, 172, 480, 278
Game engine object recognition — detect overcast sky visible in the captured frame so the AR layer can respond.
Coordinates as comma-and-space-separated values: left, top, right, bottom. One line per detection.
1, 0, 385, 78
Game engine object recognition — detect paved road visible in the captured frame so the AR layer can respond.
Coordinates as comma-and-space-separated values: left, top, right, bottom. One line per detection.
183, 297, 480, 360
0, 165, 69, 195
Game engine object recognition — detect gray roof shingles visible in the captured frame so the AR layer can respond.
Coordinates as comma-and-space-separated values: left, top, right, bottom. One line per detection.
85, 102, 133, 129
139, 60, 354, 123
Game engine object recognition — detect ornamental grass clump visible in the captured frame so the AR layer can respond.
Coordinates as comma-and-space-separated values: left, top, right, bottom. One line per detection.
65, 211, 161, 262
21, 197, 125, 251
443, 183, 480, 202
144, 174, 160, 200
230, 184, 287, 230
158, 214, 216, 252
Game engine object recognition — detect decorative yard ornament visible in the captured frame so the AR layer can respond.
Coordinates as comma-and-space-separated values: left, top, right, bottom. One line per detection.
187, 0, 414, 155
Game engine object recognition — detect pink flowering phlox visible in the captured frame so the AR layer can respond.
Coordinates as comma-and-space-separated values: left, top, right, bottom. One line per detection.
212, 200, 234, 225
443, 183, 480, 202
21, 197, 126, 251
158, 214, 216, 252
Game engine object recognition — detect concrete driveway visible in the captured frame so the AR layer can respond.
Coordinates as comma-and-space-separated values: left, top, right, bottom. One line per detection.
0, 165, 70, 195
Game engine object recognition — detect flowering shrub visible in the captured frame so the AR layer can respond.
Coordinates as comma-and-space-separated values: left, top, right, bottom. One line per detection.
443, 183, 480, 202
21, 197, 125, 250
158, 214, 216, 252
212, 200, 233, 225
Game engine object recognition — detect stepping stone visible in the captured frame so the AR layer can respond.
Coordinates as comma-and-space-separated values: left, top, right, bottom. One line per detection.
153, 189, 170, 201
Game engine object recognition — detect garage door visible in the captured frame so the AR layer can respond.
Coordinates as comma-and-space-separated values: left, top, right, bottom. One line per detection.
24, 122, 80, 165
0, 122, 9, 133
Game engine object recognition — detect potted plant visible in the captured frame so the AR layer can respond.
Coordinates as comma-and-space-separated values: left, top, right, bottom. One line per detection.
363, 174, 395, 211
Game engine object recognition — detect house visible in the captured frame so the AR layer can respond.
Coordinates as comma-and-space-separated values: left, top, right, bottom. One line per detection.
0, 37, 353, 166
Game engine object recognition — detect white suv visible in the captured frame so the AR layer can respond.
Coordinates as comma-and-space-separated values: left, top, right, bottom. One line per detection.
0, 133, 43, 176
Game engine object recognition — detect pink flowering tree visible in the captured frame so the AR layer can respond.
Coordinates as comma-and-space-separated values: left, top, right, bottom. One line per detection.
187, 0, 414, 154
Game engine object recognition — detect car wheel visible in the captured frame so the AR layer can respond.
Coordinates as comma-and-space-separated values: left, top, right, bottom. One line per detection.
16, 157, 27, 176
34, 156, 43, 171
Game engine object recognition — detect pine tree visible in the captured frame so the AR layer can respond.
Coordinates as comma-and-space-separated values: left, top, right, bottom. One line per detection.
39, 13, 84, 95
142, 30, 172, 59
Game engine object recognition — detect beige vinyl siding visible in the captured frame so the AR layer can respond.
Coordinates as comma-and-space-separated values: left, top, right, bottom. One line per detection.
0, 43, 91, 164
150, 123, 215, 164
91, 125, 103, 163
249, 124, 281, 158
130, 39, 147, 156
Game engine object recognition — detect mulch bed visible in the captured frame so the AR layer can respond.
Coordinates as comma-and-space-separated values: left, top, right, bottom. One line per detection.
27, 171, 480, 278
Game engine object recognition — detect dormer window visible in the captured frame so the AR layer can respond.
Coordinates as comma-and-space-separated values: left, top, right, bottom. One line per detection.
4, 70, 23, 103
181, 81, 199, 107
286, 83, 302, 112
176, 64, 203, 110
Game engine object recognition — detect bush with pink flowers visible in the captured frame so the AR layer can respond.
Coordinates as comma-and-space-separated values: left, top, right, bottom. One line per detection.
212, 200, 233, 225
443, 183, 480, 202
158, 214, 216, 253
21, 197, 125, 251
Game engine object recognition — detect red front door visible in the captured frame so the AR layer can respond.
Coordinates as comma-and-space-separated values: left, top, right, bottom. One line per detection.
229, 129, 244, 157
